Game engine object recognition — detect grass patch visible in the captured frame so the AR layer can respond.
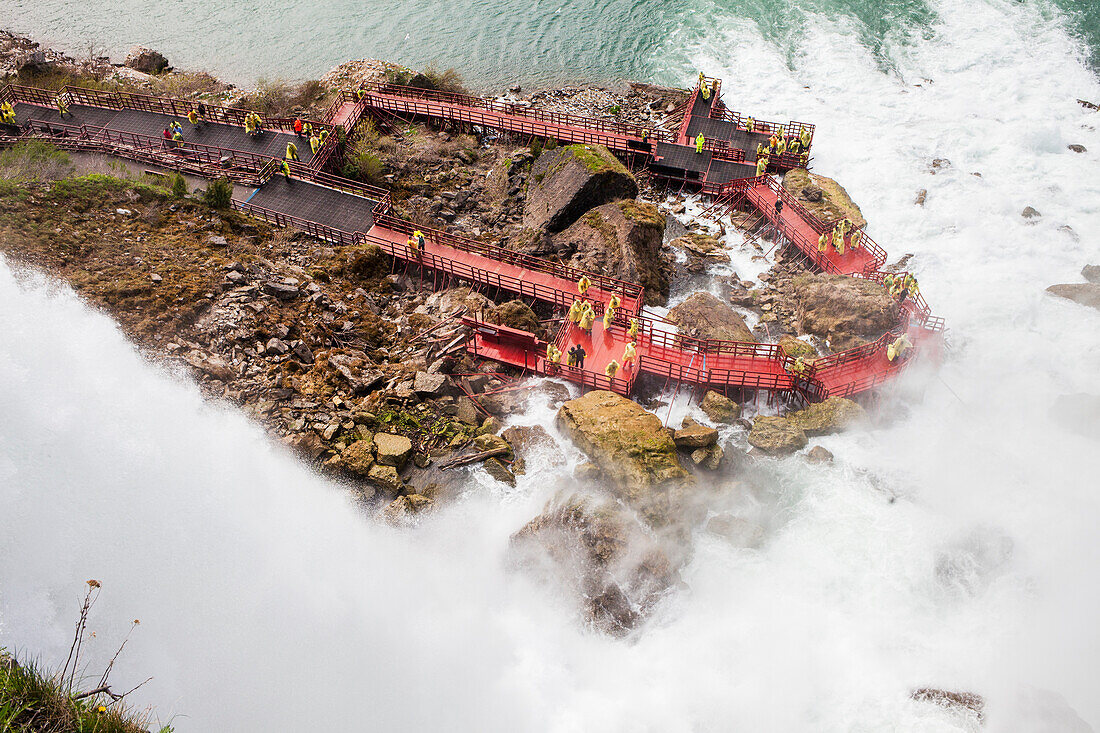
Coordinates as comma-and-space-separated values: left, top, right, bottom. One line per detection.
0, 140, 74, 182
237, 78, 331, 118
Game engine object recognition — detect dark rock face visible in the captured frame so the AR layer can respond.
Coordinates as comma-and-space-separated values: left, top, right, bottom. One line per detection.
523, 144, 637, 233
550, 201, 669, 305
666, 291, 755, 342
124, 46, 169, 74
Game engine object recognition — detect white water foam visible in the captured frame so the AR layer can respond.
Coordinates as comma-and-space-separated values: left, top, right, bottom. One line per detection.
2, 0, 1100, 729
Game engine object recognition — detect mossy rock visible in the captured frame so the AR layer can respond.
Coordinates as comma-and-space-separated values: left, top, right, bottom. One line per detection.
786, 397, 866, 436
779, 335, 817, 360
747, 416, 807, 455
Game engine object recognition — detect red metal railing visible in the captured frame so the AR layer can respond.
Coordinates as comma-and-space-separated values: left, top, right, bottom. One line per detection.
6, 84, 335, 158
372, 213, 644, 309
234, 200, 361, 245
23, 118, 272, 183
358, 82, 674, 143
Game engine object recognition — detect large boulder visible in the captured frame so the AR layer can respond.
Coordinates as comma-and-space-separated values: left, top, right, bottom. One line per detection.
786, 397, 866, 436
511, 491, 678, 636
556, 391, 691, 528
666, 292, 755, 343
124, 46, 169, 75
747, 416, 808, 455
787, 273, 900, 351
672, 233, 729, 265
701, 390, 741, 423
523, 144, 637, 233
1051, 393, 1100, 441
550, 200, 669, 305
782, 168, 866, 228
1046, 282, 1100, 311
1082, 264, 1100, 284
374, 432, 413, 468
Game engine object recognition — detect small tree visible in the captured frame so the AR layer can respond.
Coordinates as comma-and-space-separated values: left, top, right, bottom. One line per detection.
170, 173, 187, 198
202, 177, 233, 209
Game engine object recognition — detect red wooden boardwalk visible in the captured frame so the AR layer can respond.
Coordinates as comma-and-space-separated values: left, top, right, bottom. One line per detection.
0, 80, 945, 406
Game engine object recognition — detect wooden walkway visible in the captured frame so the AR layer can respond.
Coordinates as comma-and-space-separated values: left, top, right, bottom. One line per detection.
0, 80, 944, 404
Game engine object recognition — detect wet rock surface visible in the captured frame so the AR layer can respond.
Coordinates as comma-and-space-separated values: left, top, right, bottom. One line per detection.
666, 291, 755, 343
523, 144, 637, 233
782, 168, 866, 228
547, 200, 670, 305
556, 390, 692, 528
747, 416, 808, 455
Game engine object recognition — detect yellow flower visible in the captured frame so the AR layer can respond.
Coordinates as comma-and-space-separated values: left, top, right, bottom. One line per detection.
86, 579, 101, 588
97, 705, 107, 713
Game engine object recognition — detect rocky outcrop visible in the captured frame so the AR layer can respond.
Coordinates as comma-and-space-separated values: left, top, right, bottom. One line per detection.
782, 168, 866, 228
523, 144, 637, 233
787, 273, 899, 351
1082, 264, 1100, 284
1046, 282, 1100, 310
778, 335, 817, 360
747, 416, 807, 455
666, 292, 755, 343
701, 390, 740, 423
124, 46, 169, 75
550, 200, 669, 305
1051, 393, 1100, 441
556, 391, 691, 528
910, 689, 985, 722
705, 513, 765, 547
510, 491, 678, 635
786, 397, 866, 436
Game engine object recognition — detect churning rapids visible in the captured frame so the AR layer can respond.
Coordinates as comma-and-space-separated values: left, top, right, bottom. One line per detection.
3, 0, 1100, 729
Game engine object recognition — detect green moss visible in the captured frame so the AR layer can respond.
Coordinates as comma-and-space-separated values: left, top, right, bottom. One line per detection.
616, 200, 664, 227
562, 144, 628, 176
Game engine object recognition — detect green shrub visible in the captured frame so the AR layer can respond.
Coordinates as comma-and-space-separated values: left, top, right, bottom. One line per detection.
202, 177, 233, 209
170, 173, 188, 198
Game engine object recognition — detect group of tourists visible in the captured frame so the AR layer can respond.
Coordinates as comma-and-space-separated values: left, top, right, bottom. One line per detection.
753, 128, 812, 167
162, 119, 185, 148
0, 101, 16, 126
243, 111, 264, 137
817, 218, 862, 256
556, 274, 640, 382
406, 230, 426, 257
186, 105, 208, 129
883, 272, 919, 301
567, 298, 596, 332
